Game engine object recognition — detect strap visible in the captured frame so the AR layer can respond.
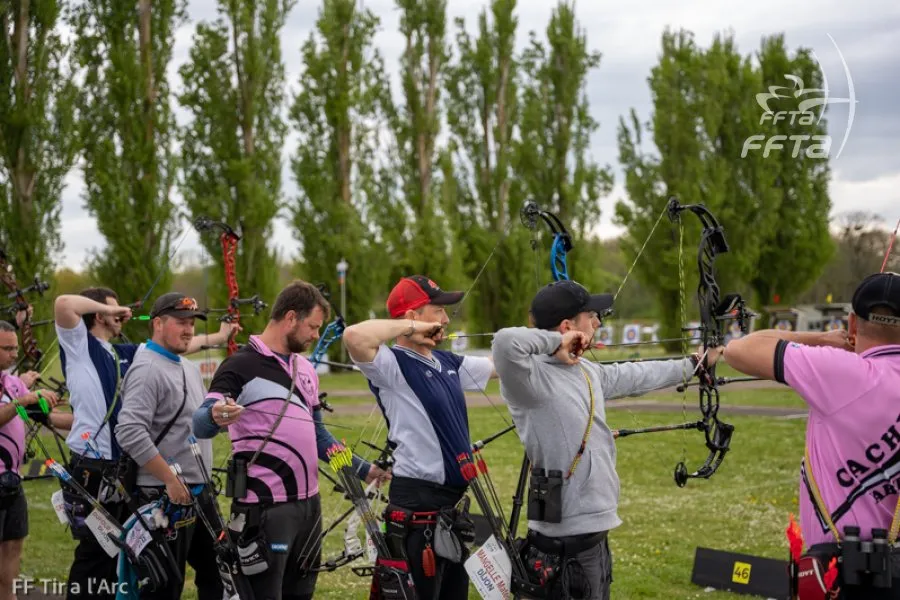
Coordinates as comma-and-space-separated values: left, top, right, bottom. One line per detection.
101, 347, 123, 428
803, 444, 900, 544
891, 489, 900, 545
802, 445, 841, 543
248, 356, 297, 468
91, 346, 123, 452
565, 366, 595, 480
153, 367, 188, 447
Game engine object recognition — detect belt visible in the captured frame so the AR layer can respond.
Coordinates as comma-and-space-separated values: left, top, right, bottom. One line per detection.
528, 529, 608, 556
385, 504, 439, 526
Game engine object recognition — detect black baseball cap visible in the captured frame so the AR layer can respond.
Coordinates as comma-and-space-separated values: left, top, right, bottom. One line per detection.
530, 281, 614, 329
852, 272, 900, 325
150, 292, 207, 321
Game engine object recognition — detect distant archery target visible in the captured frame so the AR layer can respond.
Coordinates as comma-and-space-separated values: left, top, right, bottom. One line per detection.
775, 319, 794, 331
825, 319, 845, 332
622, 324, 641, 345
688, 321, 702, 340
595, 326, 614, 345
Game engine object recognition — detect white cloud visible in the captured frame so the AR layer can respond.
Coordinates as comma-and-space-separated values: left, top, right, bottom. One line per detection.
56, 0, 900, 270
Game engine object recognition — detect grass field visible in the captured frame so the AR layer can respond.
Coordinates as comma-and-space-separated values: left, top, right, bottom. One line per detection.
20, 386, 806, 599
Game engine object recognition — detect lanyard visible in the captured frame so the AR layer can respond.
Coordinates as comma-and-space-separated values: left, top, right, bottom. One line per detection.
98, 346, 123, 432
804, 444, 900, 544
565, 365, 595, 480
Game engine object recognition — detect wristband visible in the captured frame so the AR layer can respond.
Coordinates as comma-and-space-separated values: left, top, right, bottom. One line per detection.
403, 320, 415, 338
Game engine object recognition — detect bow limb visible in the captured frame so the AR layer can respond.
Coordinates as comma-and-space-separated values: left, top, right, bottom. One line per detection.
192, 217, 269, 355
882, 217, 900, 273
0, 248, 51, 372
520, 200, 574, 282
193, 217, 243, 356
309, 284, 346, 368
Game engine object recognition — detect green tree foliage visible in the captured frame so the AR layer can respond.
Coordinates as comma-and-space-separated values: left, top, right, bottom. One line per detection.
617, 29, 832, 345
750, 35, 834, 308
391, 0, 464, 282
515, 1, 614, 293
178, 0, 292, 335
290, 0, 395, 329
0, 0, 77, 330
444, 0, 535, 333
70, 0, 185, 310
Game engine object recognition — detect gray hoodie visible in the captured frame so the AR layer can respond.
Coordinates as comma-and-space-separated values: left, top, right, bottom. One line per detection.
491, 327, 693, 537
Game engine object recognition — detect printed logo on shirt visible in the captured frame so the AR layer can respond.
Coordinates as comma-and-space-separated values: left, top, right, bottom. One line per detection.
448, 370, 457, 376
270, 543, 289, 553
298, 373, 315, 398
810, 412, 900, 530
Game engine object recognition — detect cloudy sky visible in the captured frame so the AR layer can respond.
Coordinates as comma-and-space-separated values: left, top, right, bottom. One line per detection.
58, 0, 900, 271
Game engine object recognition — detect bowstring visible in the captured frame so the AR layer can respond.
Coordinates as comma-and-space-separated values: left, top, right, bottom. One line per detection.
447, 216, 519, 431
604, 201, 674, 436
678, 219, 689, 467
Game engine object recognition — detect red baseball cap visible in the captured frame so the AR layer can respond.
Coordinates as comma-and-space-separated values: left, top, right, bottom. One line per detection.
386, 276, 464, 318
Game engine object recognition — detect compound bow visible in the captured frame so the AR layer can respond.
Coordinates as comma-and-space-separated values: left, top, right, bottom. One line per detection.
663, 197, 754, 486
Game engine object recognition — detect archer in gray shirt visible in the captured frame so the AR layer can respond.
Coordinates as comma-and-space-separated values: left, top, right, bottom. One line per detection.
115, 294, 213, 496
491, 280, 723, 600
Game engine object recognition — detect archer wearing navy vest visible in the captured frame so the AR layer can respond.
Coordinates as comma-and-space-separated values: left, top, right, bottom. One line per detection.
344, 276, 497, 600
55, 288, 137, 600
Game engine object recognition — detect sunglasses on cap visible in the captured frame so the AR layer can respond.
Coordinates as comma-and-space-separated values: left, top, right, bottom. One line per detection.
172, 297, 199, 311
150, 296, 202, 318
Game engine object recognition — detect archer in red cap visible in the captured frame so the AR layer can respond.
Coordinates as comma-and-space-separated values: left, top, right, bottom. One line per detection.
342, 275, 497, 599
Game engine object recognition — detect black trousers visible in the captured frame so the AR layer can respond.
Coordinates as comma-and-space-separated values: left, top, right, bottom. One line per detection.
188, 508, 225, 600
66, 519, 122, 600
230, 495, 323, 600
388, 477, 469, 600
64, 454, 130, 600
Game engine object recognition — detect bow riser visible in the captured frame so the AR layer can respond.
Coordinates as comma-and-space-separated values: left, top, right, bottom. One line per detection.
193, 217, 259, 356
667, 197, 752, 487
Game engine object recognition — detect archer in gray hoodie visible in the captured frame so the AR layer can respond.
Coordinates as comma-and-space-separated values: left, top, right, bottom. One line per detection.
491, 280, 723, 600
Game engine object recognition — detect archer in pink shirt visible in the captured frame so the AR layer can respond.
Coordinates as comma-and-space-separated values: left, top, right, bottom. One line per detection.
726, 272, 900, 548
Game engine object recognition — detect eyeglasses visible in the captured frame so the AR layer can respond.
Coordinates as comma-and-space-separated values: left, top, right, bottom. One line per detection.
0, 346, 17, 352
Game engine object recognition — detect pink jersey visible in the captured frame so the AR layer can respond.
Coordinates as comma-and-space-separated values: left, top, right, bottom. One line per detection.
0, 372, 28, 476
779, 342, 900, 546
